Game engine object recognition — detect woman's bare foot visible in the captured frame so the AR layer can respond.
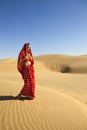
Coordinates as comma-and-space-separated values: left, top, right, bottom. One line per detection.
16, 93, 21, 99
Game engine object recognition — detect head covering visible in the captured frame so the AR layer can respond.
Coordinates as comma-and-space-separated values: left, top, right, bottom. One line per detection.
18, 43, 32, 60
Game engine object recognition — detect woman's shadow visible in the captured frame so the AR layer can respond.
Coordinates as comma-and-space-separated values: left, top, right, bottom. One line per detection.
0, 95, 32, 101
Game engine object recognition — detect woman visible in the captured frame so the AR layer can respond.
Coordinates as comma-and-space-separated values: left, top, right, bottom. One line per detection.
17, 43, 35, 100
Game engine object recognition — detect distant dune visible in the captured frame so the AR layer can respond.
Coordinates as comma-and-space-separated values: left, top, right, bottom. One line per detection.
0, 54, 87, 130
34, 54, 87, 73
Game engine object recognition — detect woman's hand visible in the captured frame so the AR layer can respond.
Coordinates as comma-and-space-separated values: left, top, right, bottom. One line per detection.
22, 55, 28, 61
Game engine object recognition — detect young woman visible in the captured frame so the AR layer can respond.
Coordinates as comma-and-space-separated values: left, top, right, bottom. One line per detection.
17, 43, 35, 99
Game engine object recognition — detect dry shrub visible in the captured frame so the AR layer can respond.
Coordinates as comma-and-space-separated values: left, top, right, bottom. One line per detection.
60, 65, 70, 73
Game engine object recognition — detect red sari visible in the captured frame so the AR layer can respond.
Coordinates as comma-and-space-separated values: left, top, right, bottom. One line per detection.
17, 44, 35, 98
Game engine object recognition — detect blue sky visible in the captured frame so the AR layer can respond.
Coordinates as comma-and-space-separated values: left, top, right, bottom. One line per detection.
0, 0, 87, 59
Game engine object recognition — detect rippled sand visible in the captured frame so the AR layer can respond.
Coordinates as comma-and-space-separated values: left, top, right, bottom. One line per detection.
0, 55, 87, 130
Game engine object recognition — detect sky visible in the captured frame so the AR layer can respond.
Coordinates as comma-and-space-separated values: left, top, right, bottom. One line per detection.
0, 0, 87, 59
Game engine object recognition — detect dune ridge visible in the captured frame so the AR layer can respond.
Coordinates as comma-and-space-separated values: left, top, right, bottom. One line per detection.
0, 54, 87, 130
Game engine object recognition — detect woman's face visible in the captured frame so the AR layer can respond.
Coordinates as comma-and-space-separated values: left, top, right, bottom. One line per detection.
26, 44, 30, 52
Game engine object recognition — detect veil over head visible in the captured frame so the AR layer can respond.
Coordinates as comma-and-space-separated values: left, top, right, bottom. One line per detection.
18, 43, 32, 60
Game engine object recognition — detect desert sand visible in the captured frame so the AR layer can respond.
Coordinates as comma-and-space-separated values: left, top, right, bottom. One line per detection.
0, 54, 87, 130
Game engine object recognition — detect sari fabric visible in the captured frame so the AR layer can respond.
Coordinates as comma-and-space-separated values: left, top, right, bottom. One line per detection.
17, 44, 35, 98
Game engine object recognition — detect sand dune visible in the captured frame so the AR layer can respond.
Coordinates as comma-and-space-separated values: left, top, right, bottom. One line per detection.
0, 54, 87, 130
34, 54, 87, 73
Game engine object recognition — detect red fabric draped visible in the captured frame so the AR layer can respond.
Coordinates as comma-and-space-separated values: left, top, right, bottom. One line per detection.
17, 44, 35, 98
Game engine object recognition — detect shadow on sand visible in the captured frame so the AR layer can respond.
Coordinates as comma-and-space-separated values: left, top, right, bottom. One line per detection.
0, 96, 33, 101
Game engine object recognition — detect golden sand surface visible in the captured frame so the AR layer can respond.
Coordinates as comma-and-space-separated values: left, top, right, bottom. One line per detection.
0, 54, 87, 130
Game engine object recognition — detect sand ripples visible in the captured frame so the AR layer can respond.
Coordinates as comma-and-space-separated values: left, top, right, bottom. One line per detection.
0, 82, 87, 130
0, 57, 87, 130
